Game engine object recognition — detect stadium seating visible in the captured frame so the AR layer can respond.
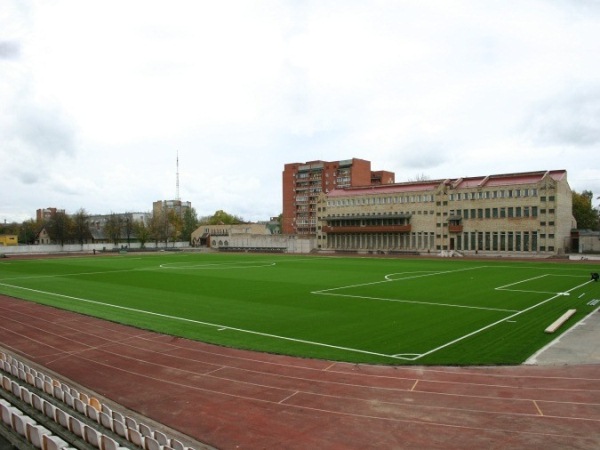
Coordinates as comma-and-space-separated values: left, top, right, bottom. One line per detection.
0, 350, 199, 450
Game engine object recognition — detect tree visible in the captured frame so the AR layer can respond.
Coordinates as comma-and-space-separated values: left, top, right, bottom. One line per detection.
47, 211, 73, 246
123, 213, 135, 245
149, 210, 168, 246
103, 213, 123, 246
132, 217, 151, 248
72, 208, 92, 245
18, 220, 37, 245
572, 190, 599, 231
198, 210, 245, 225
181, 207, 199, 243
408, 173, 431, 182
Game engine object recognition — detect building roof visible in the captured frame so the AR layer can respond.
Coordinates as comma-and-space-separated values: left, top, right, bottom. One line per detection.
328, 180, 442, 197
327, 170, 568, 197
453, 170, 566, 189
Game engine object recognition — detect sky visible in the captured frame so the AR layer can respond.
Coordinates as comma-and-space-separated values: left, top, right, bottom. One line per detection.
2, 0, 600, 224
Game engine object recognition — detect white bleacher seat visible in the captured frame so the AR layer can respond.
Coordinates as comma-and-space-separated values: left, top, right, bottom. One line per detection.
153, 430, 168, 446
74, 397, 87, 414
26, 372, 36, 386
101, 434, 130, 450
99, 411, 113, 430
144, 436, 160, 450
43, 401, 57, 421
63, 391, 75, 408
101, 404, 113, 417
34, 375, 44, 390
112, 411, 124, 424
87, 403, 100, 423
42, 433, 70, 450
84, 424, 102, 448
0, 374, 10, 391
11, 412, 37, 437
20, 386, 33, 405
1, 399, 18, 426
53, 385, 65, 402
169, 438, 185, 450
125, 416, 137, 431
113, 419, 129, 439
55, 408, 71, 429
68, 415, 85, 438
43, 380, 54, 395
128, 428, 145, 448
10, 379, 22, 397
26, 422, 52, 449
139, 422, 152, 437
32, 393, 45, 413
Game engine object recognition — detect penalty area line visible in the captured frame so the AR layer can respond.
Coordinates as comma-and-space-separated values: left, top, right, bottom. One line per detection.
0, 282, 408, 362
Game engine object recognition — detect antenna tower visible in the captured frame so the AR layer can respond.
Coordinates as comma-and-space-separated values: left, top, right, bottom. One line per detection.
176, 151, 180, 201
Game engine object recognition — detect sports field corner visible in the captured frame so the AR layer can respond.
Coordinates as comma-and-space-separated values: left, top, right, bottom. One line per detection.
1, 253, 600, 448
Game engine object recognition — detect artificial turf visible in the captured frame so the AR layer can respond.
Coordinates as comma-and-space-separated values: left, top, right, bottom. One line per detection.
0, 252, 598, 365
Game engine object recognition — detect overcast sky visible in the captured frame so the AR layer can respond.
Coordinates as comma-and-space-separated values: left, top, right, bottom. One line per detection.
2, 0, 600, 223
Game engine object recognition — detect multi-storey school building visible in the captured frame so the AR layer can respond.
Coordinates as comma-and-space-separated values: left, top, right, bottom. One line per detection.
316, 170, 575, 256
282, 158, 395, 235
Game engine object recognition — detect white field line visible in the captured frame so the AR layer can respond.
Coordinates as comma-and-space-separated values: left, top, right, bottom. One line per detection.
313, 292, 519, 313
312, 266, 517, 312
0, 281, 406, 361
0, 268, 138, 283
495, 274, 549, 291
159, 262, 276, 269
414, 279, 595, 361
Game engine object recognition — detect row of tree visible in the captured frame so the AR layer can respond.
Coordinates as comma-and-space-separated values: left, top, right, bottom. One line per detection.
1, 208, 249, 246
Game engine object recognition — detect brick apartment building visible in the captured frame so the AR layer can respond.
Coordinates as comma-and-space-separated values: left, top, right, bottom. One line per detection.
282, 158, 395, 235
315, 170, 575, 256
36, 207, 65, 222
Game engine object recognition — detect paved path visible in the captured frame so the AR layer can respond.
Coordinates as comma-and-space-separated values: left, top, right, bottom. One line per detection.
526, 306, 600, 365
1, 295, 599, 449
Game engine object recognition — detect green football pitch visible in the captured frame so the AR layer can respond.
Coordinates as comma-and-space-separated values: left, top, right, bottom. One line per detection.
1, 252, 598, 365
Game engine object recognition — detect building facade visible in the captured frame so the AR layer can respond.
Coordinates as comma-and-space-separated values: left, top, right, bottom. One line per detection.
316, 170, 574, 256
282, 158, 395, 235
152, 200, 192, 219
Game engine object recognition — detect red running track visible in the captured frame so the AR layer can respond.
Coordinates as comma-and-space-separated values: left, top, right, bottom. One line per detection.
1, 295, 599, 449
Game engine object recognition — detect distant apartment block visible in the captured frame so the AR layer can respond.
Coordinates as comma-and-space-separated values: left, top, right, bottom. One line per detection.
282, 158, 395, 235
316, 170, 575, 255
36, 207, 65, 222
152, 199, 192, 219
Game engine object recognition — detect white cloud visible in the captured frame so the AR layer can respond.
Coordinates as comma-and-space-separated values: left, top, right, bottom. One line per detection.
1, 0, 600, 223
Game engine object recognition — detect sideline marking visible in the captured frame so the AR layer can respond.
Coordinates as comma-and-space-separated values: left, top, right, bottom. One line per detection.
0, 281, 408, 361
160, 261, 276, 270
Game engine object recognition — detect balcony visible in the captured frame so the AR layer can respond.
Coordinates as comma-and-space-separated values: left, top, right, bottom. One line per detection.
322, 225, 411, 234
448, 225, 463, 233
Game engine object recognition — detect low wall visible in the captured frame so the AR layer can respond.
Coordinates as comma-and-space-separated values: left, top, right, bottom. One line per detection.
0, 242, 190, 255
